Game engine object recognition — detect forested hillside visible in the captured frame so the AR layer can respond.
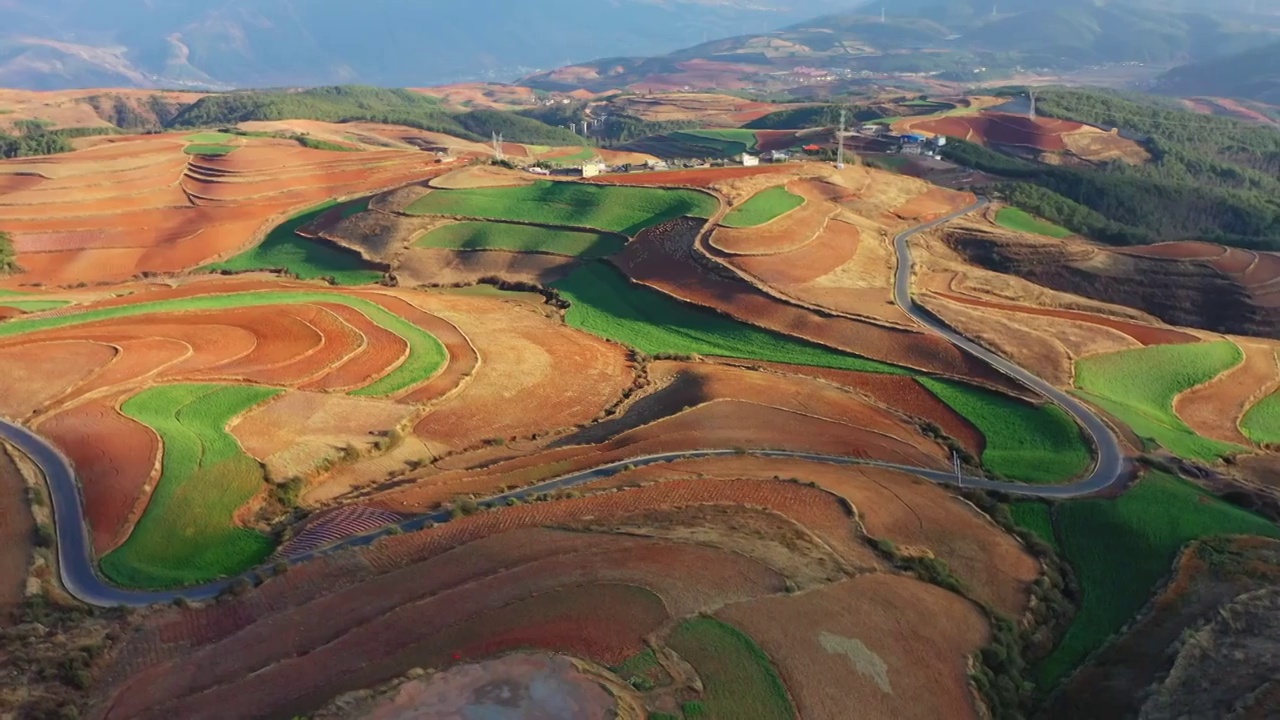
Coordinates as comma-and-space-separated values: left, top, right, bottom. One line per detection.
1155, 41, 1280, 104
943, 88, 1280, 250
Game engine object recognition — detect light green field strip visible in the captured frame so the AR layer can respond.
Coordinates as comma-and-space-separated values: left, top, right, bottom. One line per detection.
183, 144, 236, 156
1021, 471, 1280, 688
205, 200, 381, 285
720, 186, 805, 229
183, 131, 239, 144
100, 384, 281, 588
416, 221, 624, 258
995, 207, 1072, 238
920, 378, 1091, 484
0, 299, 70, 312
1074, 341, 1247, 460
667, 617, 795, 720
1240, 390, 1280, 445
0, 290, 446, 397
405, 181, 718, 236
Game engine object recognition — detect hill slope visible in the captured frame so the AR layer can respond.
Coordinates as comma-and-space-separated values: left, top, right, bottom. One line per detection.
1155, 41, 1280, 104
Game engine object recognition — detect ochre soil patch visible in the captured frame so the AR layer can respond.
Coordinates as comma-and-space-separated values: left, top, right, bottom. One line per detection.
617, 216, 1023, 392
607, 92, 784, 124
409, 291, 632, 453
895, 111, 1148, 164
587, 164, 785, 188
99, 527, 783, 720
231, 392, 418, 482
934, 291, 1197, 347
0, 89, 206, 133
35, 392, 159, 555
892, 187, 976, 223
718, 573, 990, 720
428, 164, 533, 189
0, 340, 117, 419
727, 216, 861, 286
1174, 341, 1280, 447
1119, 241, 1227, 260
0, 446, 34, 620
0, 134, 448, 284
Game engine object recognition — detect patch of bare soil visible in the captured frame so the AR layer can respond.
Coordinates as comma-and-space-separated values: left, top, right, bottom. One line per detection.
1049, 537, 1280, 720
428, 165, 534, 190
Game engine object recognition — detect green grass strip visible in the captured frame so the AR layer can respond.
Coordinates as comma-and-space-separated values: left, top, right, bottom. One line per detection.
995, 208, 1073, 238
685, 129, 760, 153
183, 144, 236, 156
205, 201, 382, 285
417, 221, 624, 258
1074, 341, 1247, 460
921, 377, 1092, 483
0, 290, 445, 396
184, 131, 239, 144
406, 181, 717, 236
0, 299, 70, 312
667, 617, 794, 720
1241, 391, 1280, 445
552, 261, 903, 375
1008, 502, 1059, 552
1027, 471, 1280, 687
101, 384, 281, 588
721, 187, 805, 229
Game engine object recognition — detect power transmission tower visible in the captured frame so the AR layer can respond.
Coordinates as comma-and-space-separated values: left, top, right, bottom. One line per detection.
953, 452, 963, 488
836, 108, 846, 169
492, 132, 504, 161
881, 4, 886, 23
1028, 90, 1038, 120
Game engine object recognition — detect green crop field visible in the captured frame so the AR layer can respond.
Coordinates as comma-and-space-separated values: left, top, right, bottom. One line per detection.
0, 290, 445, 396
205, 201, 382, 284
552, 262, 903, 375
1074, 341, 1246, 460
543, 147, 597, 166
184, 131, 239, 144
417, 221, 624, 258
920, 378, 1092, 483
1241, 391, 1280, 445
686, 129, 760, 152
667, 617, 794, 720
995, 208, 1073, 238
405, 181, 717, 235
1018, 471, 1280, 688
101, 384, 281, 587
1008, 502, 1059, 552
720, 187, 805, 229
183, 144, 237, 156
0, 299, 70, 312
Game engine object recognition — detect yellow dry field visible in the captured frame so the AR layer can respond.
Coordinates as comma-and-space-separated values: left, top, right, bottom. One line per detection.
427, 164, 534, 189
1174, 340, 1280, 447
0, 88, 207, 132
229, 390, 418, 481
607, 92, 789, 123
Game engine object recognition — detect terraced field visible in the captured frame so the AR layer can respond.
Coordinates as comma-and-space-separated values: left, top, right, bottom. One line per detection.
417, 221, 624, 258
721, 186, 805, 229
994, 207, 1071, 238
206, 200, 381, 284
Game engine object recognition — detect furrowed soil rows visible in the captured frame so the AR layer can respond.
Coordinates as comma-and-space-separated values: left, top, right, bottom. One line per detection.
727, 217, 861, 287
718, 573, 990, 720
935, 292, 1197, 347
297, 303, 407, 394
0, 340, 117, 418
36, 392, 160, 554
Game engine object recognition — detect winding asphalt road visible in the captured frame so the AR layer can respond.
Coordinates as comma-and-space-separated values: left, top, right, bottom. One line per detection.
0, 196, 1126, 606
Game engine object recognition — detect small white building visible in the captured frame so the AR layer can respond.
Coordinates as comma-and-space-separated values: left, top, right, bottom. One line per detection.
740, 153, 760, 167
579, 162, 606, 179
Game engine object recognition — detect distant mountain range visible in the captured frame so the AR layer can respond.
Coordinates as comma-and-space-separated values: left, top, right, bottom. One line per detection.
523, 0, 1280, 93
1155, 41, 1280, 105
0, 0, 849, 90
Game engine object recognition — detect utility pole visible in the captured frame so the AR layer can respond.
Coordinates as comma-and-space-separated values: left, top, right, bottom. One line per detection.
836, 107, 846, 169
492, 132, 504, 161
1028, 89, 1038, 120
953, 452, 963, 488
881, 4, 886, 23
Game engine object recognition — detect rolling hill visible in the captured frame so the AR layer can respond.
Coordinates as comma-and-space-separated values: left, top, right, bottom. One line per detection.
1155, 41, 1280, 104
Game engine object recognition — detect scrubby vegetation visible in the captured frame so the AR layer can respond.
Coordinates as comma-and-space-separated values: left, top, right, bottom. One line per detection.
1074, 341, 1247, 460
417, 221, 624, 258
0, 120, 114, 158
667, 617, 795, 720
0, 230, 15, 273
947, 88, 1280, 250
205, 200, 382, 285
1014, 471, 1280, 688
744, 104, 846, 130
406, 181, 717, 235
102, 384, 281, 588
920, 378, 1092, 483
720, 187, 805, 228
455, 109, 585, 146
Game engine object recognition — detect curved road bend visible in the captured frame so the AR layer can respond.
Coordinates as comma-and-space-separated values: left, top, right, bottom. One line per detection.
0, 197, 1126, 606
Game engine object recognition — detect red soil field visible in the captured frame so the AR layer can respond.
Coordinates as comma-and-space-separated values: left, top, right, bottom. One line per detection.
1175, 341, 1280, 447
935, 292, 1198, 347
716, 360, 987, 455
0, 340, 117, 419
893, 187, 976, 223
50, 337, 192, 410
899, 112, 1088, 151
616, 216, 1022, 391
100, 529, 781, 720
297, 303, 408, 394
35, 392, 159, 554
755, 130, 803, 152
248, 304, 367, 386
727, 217, 861, 285
718, 573, 990, 720
1242, 252, 1280, 287
1212, 248, 1257, 275
1119, 241, 1227, 261
349, 290, 477, 404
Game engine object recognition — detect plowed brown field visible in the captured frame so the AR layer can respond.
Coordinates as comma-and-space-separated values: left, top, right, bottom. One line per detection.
718, 573, 990, 720
935, 291, 1197, 347
895, 112, 1146, 165
709, 182, 836, 255
0, 340, 117, 419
